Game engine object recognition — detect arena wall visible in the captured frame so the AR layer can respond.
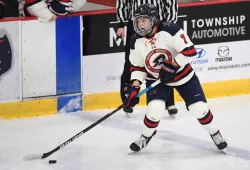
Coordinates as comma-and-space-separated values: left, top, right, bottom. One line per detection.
0, 0, 249, 119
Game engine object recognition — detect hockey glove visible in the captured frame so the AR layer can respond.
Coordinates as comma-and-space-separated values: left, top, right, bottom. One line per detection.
49, 0, 73, 15
123, 83, 140, 108
159, 62, 179, 84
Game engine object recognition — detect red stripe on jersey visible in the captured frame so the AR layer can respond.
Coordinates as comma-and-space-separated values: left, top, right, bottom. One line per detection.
144, 116, 160, 128
182, 48, 197, 56
60, 0, 71, 2
25, 0, 37, 4
199, 111, 213, 124
130, 66, 147, 72
125, 90, 137, 107
171, 64, 192, 82
147, 72, 155, 79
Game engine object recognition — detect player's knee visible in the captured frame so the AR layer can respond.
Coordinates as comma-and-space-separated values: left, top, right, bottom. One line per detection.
188, 101, 209, 119
188, 101, 214, 125
144, 100, 165, 128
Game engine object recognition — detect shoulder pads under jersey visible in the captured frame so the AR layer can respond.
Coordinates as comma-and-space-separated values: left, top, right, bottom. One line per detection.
158, 21, 181, 36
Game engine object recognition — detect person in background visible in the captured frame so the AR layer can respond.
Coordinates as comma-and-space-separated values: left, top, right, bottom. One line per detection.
23, 0, 86, 22
116, 0, 179, 116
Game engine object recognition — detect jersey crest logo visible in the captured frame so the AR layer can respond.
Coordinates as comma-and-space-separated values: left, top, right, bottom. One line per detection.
145, 49, 172, 73
153, 54, 165, 67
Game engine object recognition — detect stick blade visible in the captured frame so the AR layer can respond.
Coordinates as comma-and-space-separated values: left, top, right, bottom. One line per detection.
23, 154, 43, 161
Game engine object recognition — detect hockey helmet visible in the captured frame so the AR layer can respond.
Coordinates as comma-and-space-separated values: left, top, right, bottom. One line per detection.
132, 4, 159, 36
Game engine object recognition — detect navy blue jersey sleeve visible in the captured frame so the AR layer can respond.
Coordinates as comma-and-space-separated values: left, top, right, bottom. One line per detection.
130, 33, 143, 50
158, 21, 181, 36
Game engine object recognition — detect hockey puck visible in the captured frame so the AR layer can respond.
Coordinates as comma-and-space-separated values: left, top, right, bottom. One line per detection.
49, 160, 57, 164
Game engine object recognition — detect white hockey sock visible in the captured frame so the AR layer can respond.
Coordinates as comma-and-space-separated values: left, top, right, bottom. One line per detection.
188, 101, 219, 135
198, 110, 218, 135
142, 100, 165, 137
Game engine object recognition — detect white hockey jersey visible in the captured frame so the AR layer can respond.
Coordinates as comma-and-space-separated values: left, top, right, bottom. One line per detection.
130, 21, 197, 86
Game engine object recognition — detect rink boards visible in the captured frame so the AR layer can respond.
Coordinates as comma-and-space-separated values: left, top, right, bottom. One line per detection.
0, 1, 250, 119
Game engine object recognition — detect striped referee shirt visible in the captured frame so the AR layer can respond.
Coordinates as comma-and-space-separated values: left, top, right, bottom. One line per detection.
116, 0, 178, 27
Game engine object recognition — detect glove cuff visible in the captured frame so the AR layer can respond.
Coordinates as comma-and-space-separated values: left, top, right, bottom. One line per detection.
162, 62, 179, 74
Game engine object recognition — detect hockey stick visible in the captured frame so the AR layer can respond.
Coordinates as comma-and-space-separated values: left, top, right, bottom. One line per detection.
23, 79, 161, 161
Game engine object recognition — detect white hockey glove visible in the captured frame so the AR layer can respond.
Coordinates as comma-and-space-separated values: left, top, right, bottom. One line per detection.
49, 0, 74, 15
26, 0, 55, 22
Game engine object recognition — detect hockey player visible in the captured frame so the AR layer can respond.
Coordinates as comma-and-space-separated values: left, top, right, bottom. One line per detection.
123, 4, 228, 152
24, 0, 86, 22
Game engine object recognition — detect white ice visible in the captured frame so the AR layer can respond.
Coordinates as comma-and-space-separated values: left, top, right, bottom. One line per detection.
0, 95, 250, 170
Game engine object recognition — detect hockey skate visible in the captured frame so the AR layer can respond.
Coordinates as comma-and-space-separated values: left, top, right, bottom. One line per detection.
123, 107, 133, 114
211, 130, 227, 153
130, 130, 157, 152
167, 105, 178, 117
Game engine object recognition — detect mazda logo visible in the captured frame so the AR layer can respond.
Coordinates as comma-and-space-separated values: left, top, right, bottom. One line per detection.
196, 48, 206, 59
218, 46, 229, 57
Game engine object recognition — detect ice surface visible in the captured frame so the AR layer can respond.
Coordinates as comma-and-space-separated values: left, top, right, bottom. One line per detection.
0, 95, 250, 170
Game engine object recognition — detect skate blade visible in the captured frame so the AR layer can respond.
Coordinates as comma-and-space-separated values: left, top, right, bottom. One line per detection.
128, 150, 141, 155
126, 113, 131, 118
128, 151, 137, 155
169, 114, 177, 119
222, 148, 227, 154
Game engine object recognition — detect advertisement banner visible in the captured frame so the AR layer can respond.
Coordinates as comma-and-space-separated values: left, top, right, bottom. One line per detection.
81, 1, 250, 95
0, 21, 21, 102
192, 40, 250, 83
82, 13, 126, 55
177, 1, 250, 45
82, 52, 124, 94
82, 1, 250, 57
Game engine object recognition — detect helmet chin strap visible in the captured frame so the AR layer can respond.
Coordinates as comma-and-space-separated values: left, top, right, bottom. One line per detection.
145, 22, 159, 38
